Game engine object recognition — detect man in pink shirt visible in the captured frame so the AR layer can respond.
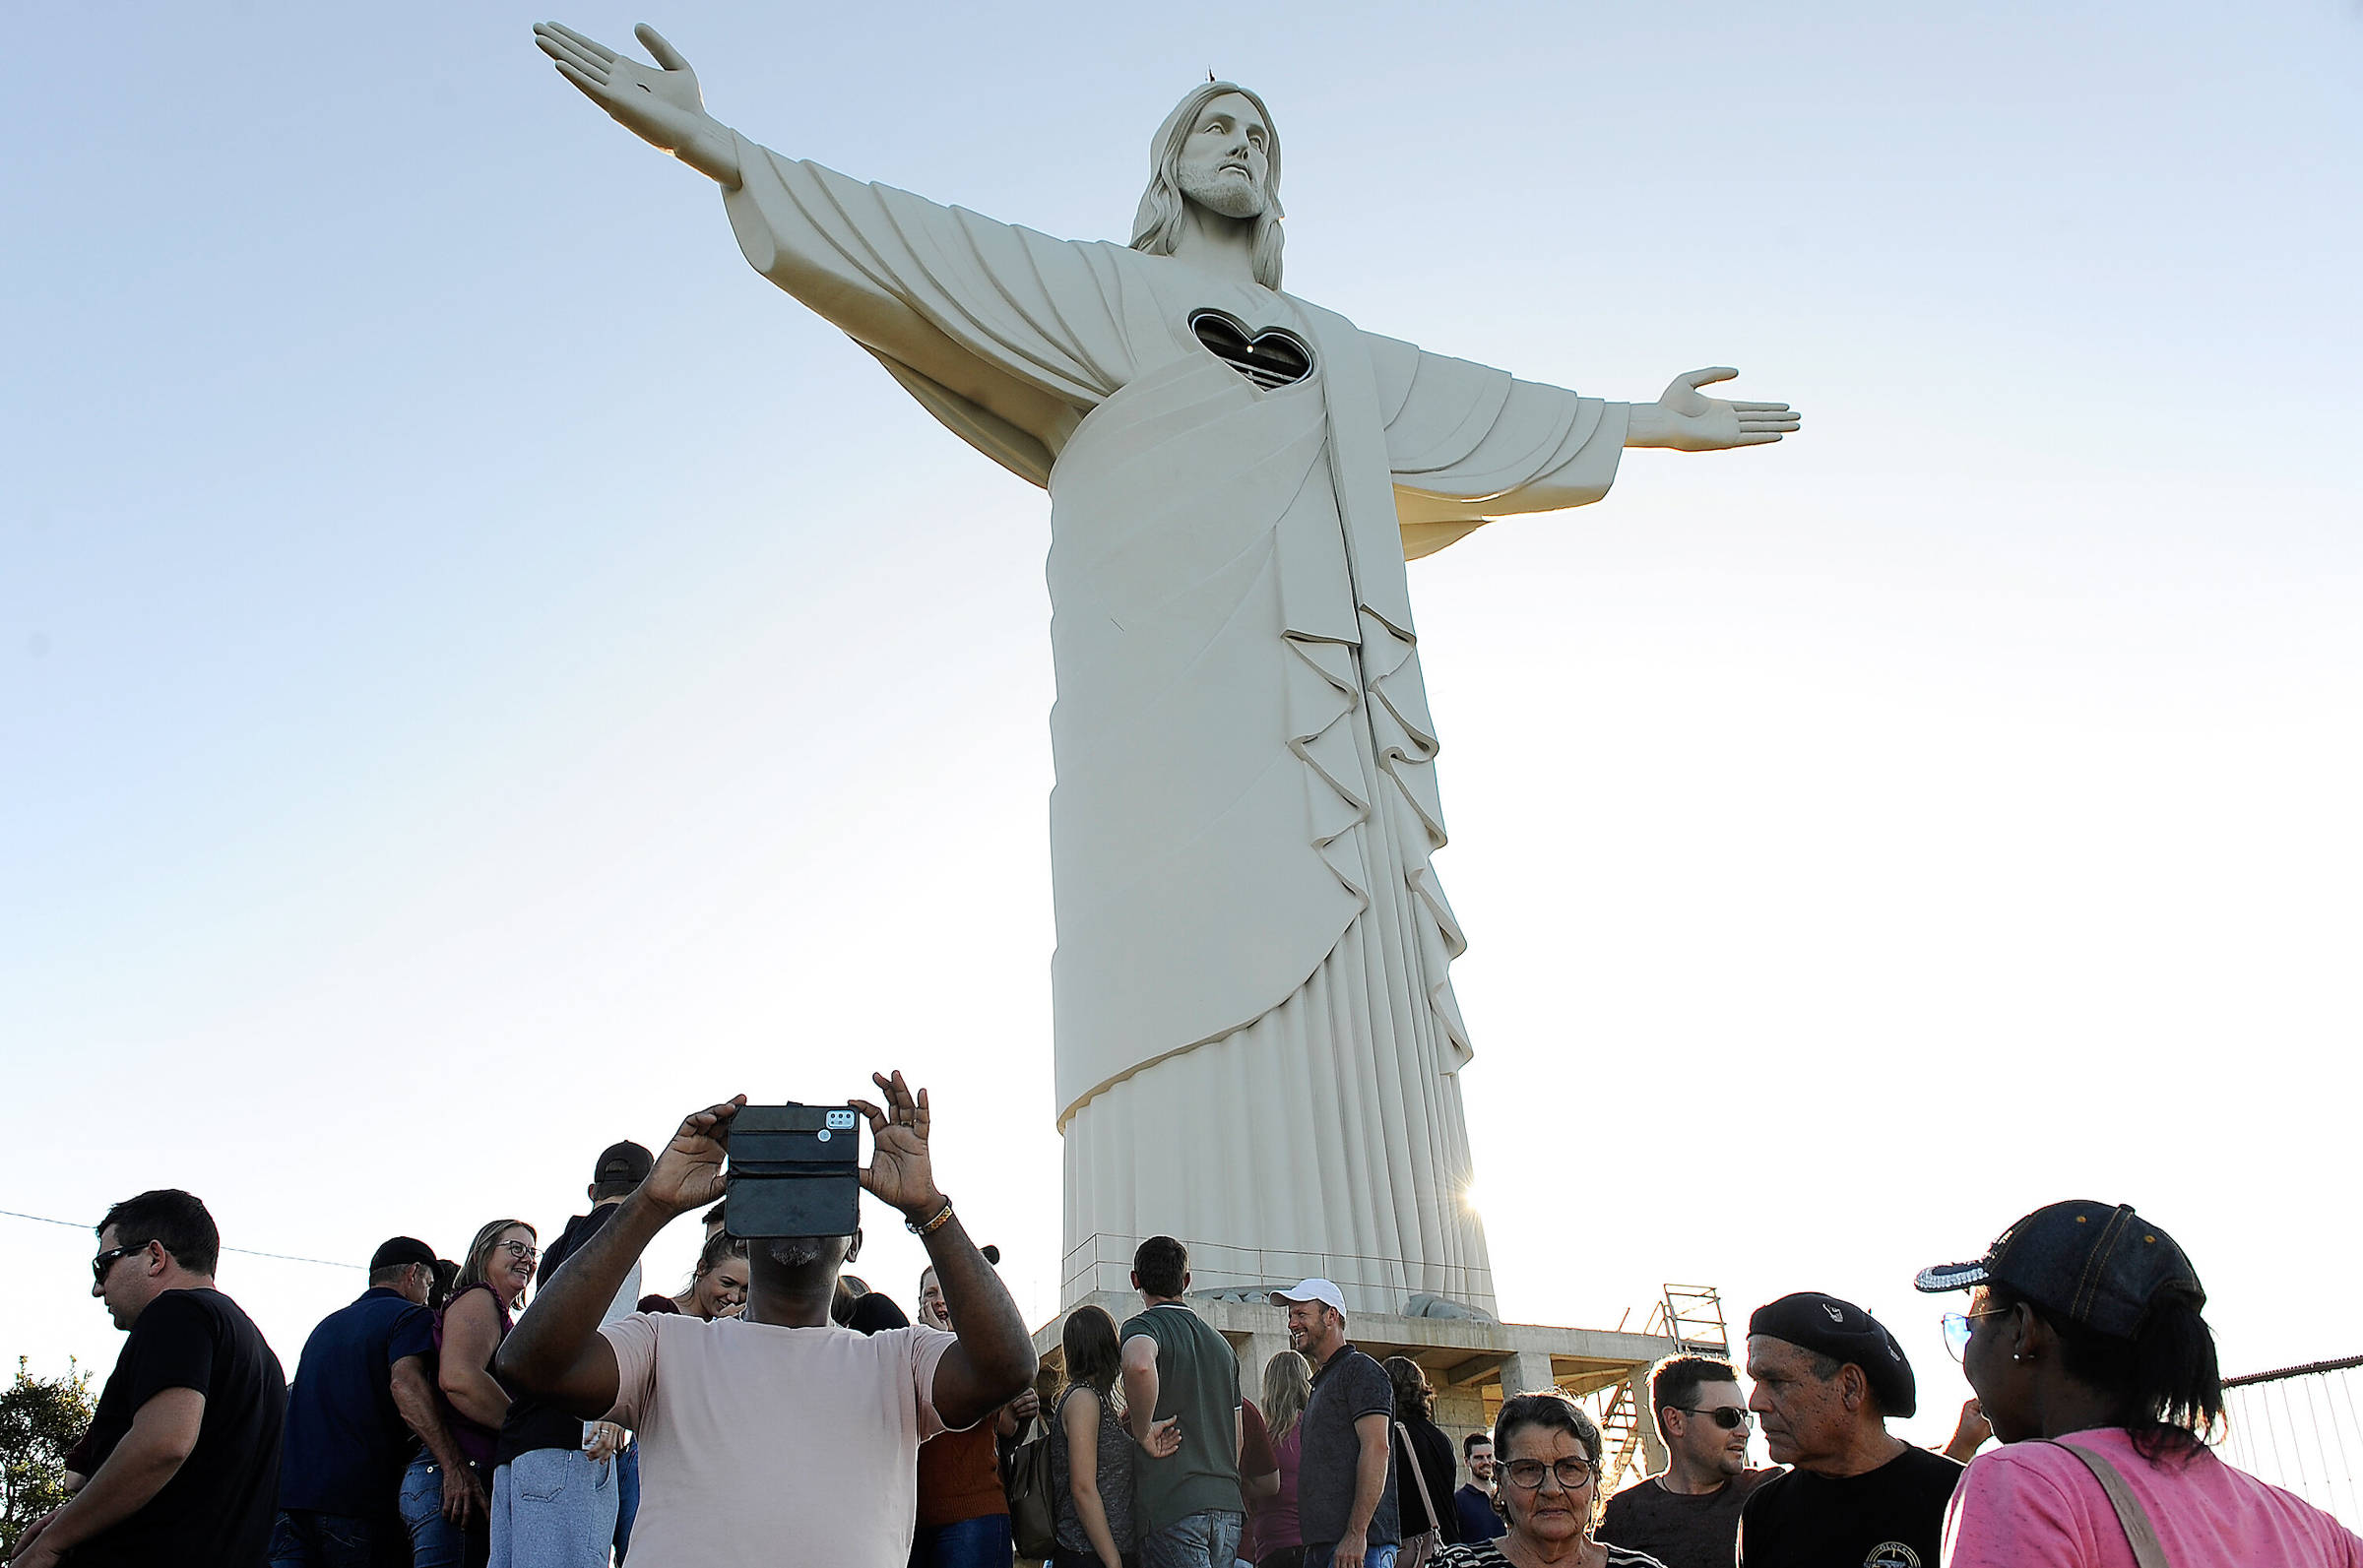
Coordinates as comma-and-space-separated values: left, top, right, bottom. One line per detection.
494, 1072, 1039, 1568
1919, 1199, 2362, 1567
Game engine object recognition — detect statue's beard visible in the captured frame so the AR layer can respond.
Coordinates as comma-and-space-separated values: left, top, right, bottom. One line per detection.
1178, 163, 1266, 220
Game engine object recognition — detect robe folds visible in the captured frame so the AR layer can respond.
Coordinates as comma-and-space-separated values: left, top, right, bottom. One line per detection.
724, 136, 1629, 1312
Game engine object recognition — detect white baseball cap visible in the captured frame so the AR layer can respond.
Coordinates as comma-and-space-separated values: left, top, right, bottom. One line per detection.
1269, 1278, 1347, 1315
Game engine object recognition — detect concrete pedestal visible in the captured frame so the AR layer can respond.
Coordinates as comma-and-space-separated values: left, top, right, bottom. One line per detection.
1033, 1291, 1674, 1475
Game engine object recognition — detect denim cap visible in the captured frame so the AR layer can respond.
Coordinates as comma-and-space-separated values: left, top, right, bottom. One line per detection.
1914, 1199, 2204, 1340
1748, 1291, 1916, 1418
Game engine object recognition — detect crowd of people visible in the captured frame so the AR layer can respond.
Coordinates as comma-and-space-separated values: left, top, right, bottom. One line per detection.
13, 1073, 2362, 1568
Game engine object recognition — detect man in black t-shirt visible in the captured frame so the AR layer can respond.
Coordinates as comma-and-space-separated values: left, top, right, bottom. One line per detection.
15, 1188, 286, 1568
490, 1139, 653, 1568
1598, 1353, 1778, 1568
1735, 1293, 1961, 1568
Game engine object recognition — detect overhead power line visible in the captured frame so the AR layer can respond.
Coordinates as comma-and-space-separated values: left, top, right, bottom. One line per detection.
1, 1207, 359, 1271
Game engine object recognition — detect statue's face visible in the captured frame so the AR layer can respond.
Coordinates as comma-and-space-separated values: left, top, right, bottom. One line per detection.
1176, 92, 1270, 220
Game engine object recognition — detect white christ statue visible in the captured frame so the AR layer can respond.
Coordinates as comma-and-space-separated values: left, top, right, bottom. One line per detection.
537, 23, 1800, 1315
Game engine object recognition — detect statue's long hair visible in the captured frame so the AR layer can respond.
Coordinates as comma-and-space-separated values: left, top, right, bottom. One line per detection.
1130, 81, 1285, 290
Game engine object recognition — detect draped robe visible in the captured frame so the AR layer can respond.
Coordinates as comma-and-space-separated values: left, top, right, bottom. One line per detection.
723, 137, 1631, 1314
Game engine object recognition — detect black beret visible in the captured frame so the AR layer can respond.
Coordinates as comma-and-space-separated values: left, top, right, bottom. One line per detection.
1748, 1291, 1917, 1418
368, 1235, 437, 1274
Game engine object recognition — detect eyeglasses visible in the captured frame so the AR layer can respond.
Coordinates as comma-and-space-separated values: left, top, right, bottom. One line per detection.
1502, 1458, 1595, 1491
1942, 1307, 2011, 1362
1673, 1406, 1752, 1430
91, 1243, 144, 1283
495, 1240, 540, 1264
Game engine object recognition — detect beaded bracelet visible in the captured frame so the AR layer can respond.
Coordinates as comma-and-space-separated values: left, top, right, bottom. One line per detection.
905, 1196, 955, 1237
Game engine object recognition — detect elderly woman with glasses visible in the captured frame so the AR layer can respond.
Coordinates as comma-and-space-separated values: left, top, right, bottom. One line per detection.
1439, 1393, 1668, 1568
397, 1218, 536, 1568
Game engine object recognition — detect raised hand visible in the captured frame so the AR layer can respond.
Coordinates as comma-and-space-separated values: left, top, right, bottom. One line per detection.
642, 1097, 746, 1217
1944, 1396, 1994, 1462
533, 22, 740, 184
1636, 367, 1801, 452
851, 1070, 944, 1220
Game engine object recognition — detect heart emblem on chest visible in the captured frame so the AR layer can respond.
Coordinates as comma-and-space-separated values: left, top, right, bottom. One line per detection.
1189, 309, 1314, 390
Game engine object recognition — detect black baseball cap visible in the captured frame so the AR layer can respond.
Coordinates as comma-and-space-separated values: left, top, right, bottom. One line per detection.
1748, 1291, 1917, 1417
1914, 1199, 2203, 1340
595, 1141, 654, 1187
369, 1236, 437, 1273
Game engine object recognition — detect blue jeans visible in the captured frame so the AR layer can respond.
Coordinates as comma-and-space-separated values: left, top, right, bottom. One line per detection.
1142, 1510, 1245, 1568
489, 1447, 620, 1568
1303, 1546, 1397, 1568
908, 1511, 1014, 1568
613, 1440, 640, 1562
401, 1454, 491, 1568
269, 1510, 403, 1568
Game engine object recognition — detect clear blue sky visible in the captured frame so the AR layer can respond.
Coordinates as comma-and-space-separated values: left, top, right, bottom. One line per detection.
5, 1, 2359, 1457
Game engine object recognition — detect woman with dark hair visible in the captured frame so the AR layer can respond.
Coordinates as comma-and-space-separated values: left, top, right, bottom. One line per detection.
1920, 1200, 2362, 1565
1385, 1356, 1462, 1565
1439, 1392, 1667, 1568
399, 1218, 535, 1568
831, 1271, 873, 1327
1049, 1304, 1139, 1568
637, 1231, 749, 1319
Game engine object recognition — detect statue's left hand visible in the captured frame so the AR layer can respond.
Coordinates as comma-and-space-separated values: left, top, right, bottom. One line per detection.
534, 22, 739, 184
1639, 367, 1801, 451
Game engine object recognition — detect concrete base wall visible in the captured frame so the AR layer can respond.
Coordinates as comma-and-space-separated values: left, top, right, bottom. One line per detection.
1032, 1292, 1674, 1479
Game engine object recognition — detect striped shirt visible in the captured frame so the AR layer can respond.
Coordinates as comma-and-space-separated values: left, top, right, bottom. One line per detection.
1443, 1538, 1671, 1567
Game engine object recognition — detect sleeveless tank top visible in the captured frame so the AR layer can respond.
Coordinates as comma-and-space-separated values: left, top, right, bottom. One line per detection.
1051, 1383, 1139, 1553
431, 1282, 513, 1466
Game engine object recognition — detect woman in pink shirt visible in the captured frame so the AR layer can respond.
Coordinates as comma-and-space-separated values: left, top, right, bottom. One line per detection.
1918, 1199, 2362, 1567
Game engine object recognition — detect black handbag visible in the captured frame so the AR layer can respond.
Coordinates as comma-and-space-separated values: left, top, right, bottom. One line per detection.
1002, 1412, 1059, 1560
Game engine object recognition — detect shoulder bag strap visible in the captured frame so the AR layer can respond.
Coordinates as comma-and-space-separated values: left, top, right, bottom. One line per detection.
2052, 1440, 2173, 1568
1396, 1419, 1443, 1530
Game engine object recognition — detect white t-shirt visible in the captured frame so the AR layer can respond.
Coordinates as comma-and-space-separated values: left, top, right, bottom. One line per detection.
600, 1313, 959, 1566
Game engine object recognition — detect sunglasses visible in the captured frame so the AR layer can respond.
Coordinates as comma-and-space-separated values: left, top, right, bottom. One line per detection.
91, 1243, 145, 1283
1942, 1307, 2012, 1362
1674, 1406, 1751, 1430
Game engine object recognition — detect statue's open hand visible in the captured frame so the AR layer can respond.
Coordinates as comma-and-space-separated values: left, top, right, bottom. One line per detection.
535, 22, 714, 157
1650, 367, 1801, 451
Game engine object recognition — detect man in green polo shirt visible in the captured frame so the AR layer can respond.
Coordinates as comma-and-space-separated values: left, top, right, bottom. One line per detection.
1119, 1236, 1245, 1567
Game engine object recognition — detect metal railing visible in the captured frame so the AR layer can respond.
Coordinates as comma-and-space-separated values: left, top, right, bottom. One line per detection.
1060, 1232, 1497, 1316
2219, 1352, 2363, 1528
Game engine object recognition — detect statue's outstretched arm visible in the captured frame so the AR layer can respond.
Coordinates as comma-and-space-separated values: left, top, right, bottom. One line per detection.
535, 22, 742, 188
1626, 367, 1801, 451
